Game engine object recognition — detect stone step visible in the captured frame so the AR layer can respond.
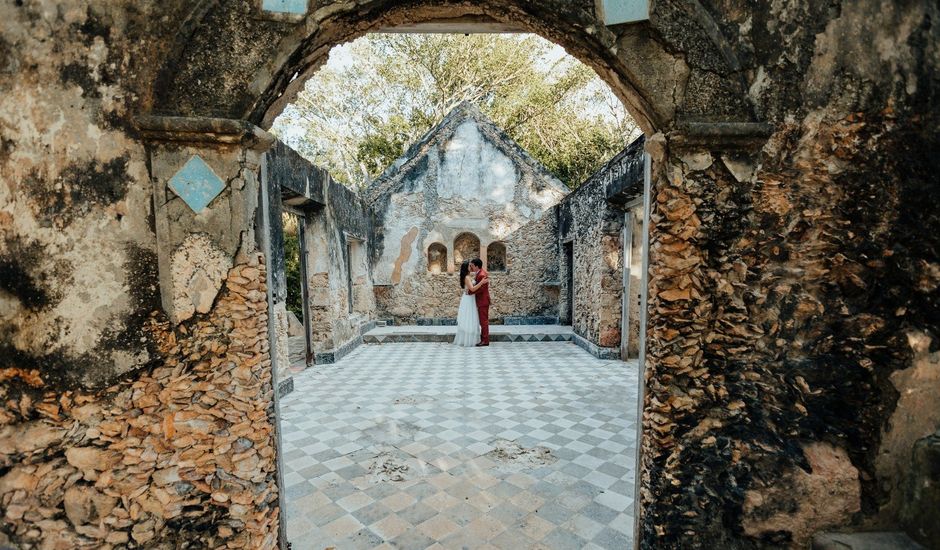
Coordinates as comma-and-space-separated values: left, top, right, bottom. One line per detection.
363, 331, 573, 344
812, 532, 926, 550
359, 325, 627, 361
362, 324, 575, 345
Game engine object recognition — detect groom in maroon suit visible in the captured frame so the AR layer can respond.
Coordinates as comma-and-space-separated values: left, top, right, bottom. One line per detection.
469, 258, 490, 346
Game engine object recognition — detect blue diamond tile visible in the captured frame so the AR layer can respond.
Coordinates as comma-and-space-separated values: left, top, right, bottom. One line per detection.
262, 0, 307, 14
168, 155, 226, 213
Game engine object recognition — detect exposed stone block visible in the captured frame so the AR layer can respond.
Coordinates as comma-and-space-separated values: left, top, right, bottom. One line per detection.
170, 234, 232, 323
901, 430, 940, 547
743, 443, 861, 546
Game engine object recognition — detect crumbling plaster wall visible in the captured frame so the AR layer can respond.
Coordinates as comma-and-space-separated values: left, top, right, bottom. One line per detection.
557, 142, 646, 350
877, 331, 940, 542
369, 104, 567, 323
0, 4, 287, 547
374, 213, 560, 322
625, 205, 645, 358
0, 255, 280, 549
316, 181, 376, 350
2, 102, 281, 550
0, 1, 167, 391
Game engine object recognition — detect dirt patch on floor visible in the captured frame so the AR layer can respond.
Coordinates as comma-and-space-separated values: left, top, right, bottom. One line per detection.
485, 439, 557, 472
361, 417, 420, 446
368, 452, 412, 482
392, 394, 435, 405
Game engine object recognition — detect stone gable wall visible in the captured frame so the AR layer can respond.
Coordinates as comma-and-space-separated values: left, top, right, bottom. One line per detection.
375, 212, 560, 322
370, 107, 567, 323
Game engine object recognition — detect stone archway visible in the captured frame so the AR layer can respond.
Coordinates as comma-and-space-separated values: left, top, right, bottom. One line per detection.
119, 3, 771, 548
140, 4, 771, 540
0, 0, 772, 542
150, 0, 761, 136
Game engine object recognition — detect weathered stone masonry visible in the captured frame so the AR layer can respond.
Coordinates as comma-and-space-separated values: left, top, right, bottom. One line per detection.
265, 141, 376, 366
0, 256, 279, 548
1, 1, 938, 549
1, 115, 283, 547
556, 138, 647, 356
368, 102, 568, 325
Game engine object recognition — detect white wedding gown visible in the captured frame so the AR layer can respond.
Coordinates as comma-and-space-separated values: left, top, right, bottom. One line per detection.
453, 290, 481, 347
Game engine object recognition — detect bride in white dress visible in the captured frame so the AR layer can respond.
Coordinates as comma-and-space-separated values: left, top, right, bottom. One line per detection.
454, 260, 484, 347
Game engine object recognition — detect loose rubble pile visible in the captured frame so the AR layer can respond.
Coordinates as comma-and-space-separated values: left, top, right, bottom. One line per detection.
0, 255, 280, 549
368, 453, 410, 483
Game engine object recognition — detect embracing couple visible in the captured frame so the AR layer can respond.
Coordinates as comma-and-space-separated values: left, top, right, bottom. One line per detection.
454, 258, 491, 347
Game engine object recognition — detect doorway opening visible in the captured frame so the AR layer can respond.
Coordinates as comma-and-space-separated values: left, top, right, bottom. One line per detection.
261, 29, 649, 550
621, 203, 644, 361
563, 240, 575, 326
283, 210, 313, 369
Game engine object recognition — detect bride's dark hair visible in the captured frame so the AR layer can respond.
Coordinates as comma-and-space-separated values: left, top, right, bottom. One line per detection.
458, 260, 470, 288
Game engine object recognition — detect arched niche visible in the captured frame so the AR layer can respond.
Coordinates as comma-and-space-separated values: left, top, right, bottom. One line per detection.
453, 232, 481, 266
487, 242, 507, 272
427, 243, 447, 274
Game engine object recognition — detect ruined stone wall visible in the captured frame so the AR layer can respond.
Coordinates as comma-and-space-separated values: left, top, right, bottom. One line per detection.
307, 178, 375, 354
265, 141, 376, 357
0, 1, 170, 392
637, 2, 940, 547
369, 103, 567, 323
304, 218, 335, 352
374, 212, 560, 322
557, 142, 646, 349
0, 255, 279, 549
271, 302, 291, 388
0, 5, 290, 546
563, 208, 622, 349
2, 0, 938, 548
625, 204, 644, 358
494, 214, 560, 320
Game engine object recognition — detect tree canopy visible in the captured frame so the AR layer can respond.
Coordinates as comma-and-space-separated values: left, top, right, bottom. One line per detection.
272, 34, 639, 190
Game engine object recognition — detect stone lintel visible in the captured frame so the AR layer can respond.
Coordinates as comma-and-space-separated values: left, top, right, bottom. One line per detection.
670, 121, 774, 150
135, 115, 275, 150
605, 136, 646, 206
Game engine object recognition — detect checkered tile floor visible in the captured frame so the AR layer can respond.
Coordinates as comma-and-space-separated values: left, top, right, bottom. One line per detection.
279, 342, 639, 549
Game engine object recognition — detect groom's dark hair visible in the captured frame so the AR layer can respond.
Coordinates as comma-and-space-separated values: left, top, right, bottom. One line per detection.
471, 258, 483, 269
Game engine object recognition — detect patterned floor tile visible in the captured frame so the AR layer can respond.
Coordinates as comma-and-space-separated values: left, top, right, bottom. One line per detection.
281, 342, 639, 548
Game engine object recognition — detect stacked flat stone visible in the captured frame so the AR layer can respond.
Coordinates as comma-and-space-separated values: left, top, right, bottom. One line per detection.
0, 255, 280, 549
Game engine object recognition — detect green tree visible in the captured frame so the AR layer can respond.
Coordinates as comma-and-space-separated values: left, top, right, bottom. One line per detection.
282, 213, 303, 321
272, 34, 638, 189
